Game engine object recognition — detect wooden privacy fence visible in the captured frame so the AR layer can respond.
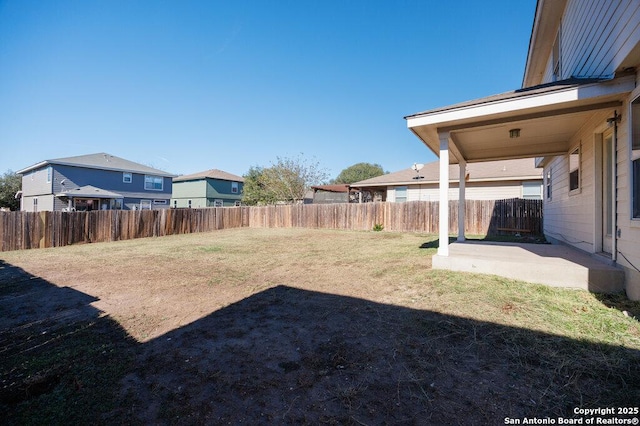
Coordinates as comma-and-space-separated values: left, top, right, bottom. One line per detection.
0, 199, 542, 252
246, 199, 543, 235
0, 208, 247, 252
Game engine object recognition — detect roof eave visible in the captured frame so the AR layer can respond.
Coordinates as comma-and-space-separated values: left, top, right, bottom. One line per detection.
16, 161, 49, 175
406, 75, 634, 162
522, 0, 568, 88
19, 160, 175, 177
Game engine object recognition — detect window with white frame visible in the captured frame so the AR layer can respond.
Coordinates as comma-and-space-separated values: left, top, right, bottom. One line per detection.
140, 200, 152, 210
632, 97, 640, 218
522, 181, 542, 200
123, 172, 132, 183
552, 26, 562, 81
234, 200, 241, 206
395, 186, 407, 202
546, 168, 552, 200
569, 145, 580, 192
231, 182, 239, 193
144, 175, 163, 191
46, 166, 52, 183
213, 199, 223, 207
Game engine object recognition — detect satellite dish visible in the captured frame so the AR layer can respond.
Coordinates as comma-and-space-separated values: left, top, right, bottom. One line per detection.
412, 163, 425, 179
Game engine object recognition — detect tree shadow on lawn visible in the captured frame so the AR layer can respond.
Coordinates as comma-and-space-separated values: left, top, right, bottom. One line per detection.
1, 260, 639, 425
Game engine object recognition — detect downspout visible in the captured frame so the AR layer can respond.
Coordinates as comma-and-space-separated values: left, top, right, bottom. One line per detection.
609, 111, 621, 264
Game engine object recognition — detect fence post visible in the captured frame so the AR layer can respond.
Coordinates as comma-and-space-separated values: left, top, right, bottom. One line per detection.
39, 211, 48, 249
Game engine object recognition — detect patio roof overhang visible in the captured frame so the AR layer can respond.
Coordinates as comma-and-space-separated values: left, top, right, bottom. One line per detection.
405, 75, 636, 164
56, 185, 124, 199
406, 74, 636, 258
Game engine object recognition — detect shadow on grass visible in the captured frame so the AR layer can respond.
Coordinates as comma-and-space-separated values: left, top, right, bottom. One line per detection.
0, 260, 137, 424
2, 261, 639, 424
593, 292, 640, 320
419, 236, 456, 249
419, 234, 548, 250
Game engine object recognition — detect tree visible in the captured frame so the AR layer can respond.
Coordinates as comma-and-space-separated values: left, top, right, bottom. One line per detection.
0, 170, 21, 211
241, 166, 278, 206
332, 162, 386, 184
242, 155, 328, 205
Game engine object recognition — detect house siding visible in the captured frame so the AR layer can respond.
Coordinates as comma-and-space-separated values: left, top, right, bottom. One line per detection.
21, 166, 52, 197
536, 0, 640, 298
171, 178, 243, 208
53, 165, 171, 211
206, 179, 242, 201
387, 181, 541, 202
542, 90, 640, 298
619, 85, 640, 299
544, 110, 614, 253
546, 0, 640, 82
20, 163, 172, 211
52, 165, 172, 198
21, 195, 55, 212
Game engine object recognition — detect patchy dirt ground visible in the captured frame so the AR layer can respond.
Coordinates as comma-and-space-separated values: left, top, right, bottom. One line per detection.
1, 229, 639, 425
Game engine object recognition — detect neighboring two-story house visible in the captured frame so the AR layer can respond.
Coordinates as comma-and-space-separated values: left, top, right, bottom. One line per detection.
171, 169, 244, 208
405, 0, 640, 299
17, 153, 175, 212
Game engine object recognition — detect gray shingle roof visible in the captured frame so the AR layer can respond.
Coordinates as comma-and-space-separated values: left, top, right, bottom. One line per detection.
351, 158, 542, 187
17, 153, 175, 177
173, 169, 244, 183
56, 185, 124, 199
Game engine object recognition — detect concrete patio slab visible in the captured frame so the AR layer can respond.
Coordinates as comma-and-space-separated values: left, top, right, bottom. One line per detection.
432, 241, 625, 293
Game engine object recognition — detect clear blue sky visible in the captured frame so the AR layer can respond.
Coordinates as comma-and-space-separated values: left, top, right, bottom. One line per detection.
0, 0, 537, 180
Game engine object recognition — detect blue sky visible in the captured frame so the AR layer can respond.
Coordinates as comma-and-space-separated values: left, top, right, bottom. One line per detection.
0, 0, 537, 180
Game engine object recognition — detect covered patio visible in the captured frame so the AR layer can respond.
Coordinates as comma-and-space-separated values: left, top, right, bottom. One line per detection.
406, 75, 635, 291
56, 185, 124, 211
434, 240, 624, 292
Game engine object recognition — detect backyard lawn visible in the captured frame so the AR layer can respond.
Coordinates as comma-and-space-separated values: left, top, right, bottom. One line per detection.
1, 227, 639, 424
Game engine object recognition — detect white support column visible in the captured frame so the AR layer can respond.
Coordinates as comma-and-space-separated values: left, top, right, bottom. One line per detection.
438, 132, 450, 256
458, 159, 466, 242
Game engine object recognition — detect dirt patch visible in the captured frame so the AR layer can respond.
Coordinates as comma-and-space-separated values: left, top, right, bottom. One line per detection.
1, 228, 639, 424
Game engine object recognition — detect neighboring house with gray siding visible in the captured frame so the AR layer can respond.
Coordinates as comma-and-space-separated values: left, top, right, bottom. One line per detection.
17, 153, 175, 212
171, 169, 244, 208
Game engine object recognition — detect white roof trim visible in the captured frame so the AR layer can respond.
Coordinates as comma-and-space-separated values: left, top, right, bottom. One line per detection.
407, 76, 635, 130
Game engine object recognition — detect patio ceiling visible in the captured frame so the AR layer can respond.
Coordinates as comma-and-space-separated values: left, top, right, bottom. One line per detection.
406, 75, 636, 164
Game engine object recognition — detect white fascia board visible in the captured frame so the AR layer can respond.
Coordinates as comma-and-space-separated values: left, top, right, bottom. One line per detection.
407, 76, 635, 129
16, 161, 49, 175
354, 176, 542, 187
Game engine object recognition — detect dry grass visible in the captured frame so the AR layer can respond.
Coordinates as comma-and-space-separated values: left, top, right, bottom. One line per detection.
1, 228, 639, 424
1, 228, 435, 341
